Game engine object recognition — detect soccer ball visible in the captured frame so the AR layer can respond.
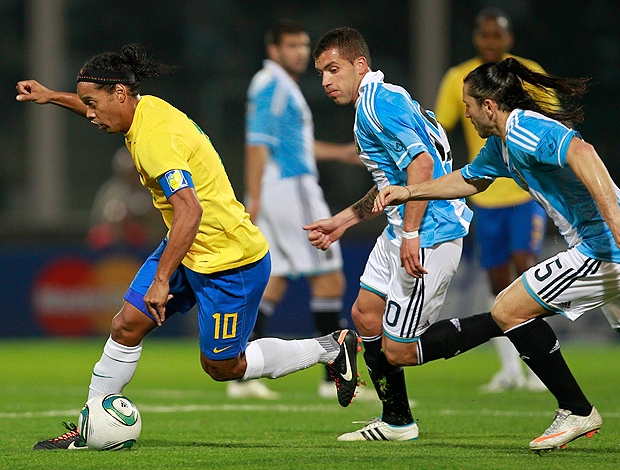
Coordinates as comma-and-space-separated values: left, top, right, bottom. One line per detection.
78, 393, 142, 450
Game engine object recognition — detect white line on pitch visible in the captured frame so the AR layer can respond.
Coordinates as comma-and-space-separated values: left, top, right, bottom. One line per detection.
2, 404, 620, 420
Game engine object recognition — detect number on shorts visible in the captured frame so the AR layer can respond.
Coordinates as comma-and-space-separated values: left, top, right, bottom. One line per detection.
534, 258, 563, 282
212, 313, 238, 339
385, 300, 401, 327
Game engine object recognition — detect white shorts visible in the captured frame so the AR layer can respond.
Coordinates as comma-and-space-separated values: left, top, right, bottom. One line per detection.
523, 246, 620, 327
256, 174, 343, 278
360, 230, 463, 342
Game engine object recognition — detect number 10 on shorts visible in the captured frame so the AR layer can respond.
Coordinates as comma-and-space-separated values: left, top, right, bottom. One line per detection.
212, 313, 238, 339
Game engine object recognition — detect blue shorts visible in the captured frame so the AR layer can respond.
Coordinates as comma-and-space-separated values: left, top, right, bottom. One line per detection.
474, 200, 546, 270
124, 239, 270, 360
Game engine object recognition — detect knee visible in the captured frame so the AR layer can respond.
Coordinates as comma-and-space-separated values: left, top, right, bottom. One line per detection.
383, 343, 418, 367
351, 302, 364, 326
200, 356, 242, 381
110, 312, 149, 346
351, 302, 382, 335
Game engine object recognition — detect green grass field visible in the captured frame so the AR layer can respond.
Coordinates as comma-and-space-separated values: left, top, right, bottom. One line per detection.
1, 338, 619, 470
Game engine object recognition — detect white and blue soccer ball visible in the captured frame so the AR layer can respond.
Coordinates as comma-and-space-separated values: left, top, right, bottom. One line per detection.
78, 393, 142, 450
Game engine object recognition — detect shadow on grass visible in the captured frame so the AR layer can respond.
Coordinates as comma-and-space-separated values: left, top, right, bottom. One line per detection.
423, 440, 620, 456
139, 439, 283, 449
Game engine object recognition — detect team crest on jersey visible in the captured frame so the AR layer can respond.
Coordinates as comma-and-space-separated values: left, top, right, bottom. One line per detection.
165, 170, 188, 192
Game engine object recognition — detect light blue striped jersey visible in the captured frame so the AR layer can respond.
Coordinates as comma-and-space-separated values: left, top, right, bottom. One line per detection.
246, 60, 317, 183
462, 109, 620, 262
354, 71, 472, 247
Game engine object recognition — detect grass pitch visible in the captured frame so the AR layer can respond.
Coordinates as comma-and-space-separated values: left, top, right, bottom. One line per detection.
1, 338, 619, 470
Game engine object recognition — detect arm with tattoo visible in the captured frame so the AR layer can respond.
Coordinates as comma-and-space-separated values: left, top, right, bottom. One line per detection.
304, 186, 384, 250
352, 186, 380, 222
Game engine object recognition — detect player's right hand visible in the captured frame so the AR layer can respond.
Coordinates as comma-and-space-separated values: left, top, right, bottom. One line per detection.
373, 185, 413, 212
303, 218, 345, 251
16, 80, 52, 104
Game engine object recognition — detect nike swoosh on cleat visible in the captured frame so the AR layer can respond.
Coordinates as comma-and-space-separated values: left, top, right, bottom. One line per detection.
213, 345, 232, 354
341, 342, 353, 381
67, 442, 87, 449
533, 428, 579, 442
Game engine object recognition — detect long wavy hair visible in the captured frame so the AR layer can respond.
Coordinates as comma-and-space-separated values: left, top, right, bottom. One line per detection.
464, 57, 590, 124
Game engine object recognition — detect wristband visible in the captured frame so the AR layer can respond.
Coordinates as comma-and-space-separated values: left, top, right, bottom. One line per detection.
401, 229, 419, 240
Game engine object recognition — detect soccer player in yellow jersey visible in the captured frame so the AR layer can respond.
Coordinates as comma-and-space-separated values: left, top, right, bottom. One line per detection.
434, 8, 549, 392
17, 44, 360, 450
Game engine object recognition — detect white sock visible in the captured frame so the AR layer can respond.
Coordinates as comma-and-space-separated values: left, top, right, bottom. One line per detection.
88, 337, 142, 400
243, 336, 339, 380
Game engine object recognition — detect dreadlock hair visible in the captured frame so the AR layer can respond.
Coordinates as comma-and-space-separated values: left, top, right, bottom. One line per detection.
313, 27, 371, 69
82, 44, 176, 96
464, 57, 590, 124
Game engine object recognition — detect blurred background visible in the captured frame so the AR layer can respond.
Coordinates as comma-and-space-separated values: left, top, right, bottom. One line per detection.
1, 0, 618, 341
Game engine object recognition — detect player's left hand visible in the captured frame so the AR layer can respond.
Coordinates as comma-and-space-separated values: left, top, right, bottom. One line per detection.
400, 237, 427, 278
144, 279, 173, 326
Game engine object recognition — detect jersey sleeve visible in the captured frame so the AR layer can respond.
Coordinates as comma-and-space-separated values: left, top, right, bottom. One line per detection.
461, 137, 511, 181
372, 94, 429, 170
534, 126, 579, 168
246, 82, 280, 149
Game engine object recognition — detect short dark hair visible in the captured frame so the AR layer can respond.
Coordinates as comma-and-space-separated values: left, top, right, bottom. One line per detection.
475, 7, 512, 33
265, 19, 307, 48
313, 27, 371, 69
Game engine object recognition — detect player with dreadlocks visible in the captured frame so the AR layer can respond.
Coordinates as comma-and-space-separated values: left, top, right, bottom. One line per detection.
18, 44, 360, 449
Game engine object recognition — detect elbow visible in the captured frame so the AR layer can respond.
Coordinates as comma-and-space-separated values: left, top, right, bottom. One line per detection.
192, 205, 203, 227
417, 153, 435, 181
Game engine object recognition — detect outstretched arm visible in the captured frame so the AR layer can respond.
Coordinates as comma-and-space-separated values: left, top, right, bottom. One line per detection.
304, 186, 381, 250
373, 170, 490, 212
567, 137, 620, 248
314, 141, 361, 165
16, 79, 88, 117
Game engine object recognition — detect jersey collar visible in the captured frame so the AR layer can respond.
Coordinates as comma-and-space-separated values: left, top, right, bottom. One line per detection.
356, 70, 384, 108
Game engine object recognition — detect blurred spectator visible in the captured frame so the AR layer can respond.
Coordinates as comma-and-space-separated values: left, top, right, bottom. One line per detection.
88, 147, 164, 250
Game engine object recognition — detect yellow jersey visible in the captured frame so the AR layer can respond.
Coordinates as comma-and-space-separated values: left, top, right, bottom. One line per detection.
125, 95, 268, 274
434, 55, 551, 208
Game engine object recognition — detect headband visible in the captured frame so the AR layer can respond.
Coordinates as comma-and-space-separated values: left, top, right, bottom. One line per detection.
77, 68, 136, 84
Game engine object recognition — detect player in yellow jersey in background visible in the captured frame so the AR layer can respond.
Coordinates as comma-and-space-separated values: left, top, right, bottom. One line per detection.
434, 8, 550, 392
17, 44, 360, 450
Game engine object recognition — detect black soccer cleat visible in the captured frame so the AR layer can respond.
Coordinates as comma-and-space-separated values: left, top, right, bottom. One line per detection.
33, 421, 87, 450
326, 329, 362, 407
